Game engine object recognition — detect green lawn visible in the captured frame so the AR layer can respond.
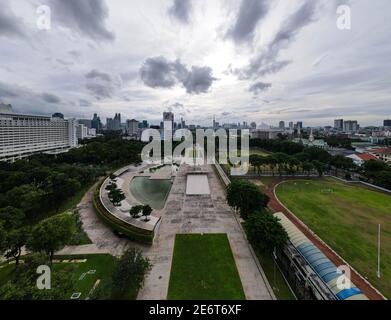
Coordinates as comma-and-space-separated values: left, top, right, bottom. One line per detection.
53, 254, 117, 300
276, 178, 391, 298
250, 148, 272, 157
167, 234, 246, 300
254, 249, 295, 300
0, 254, 125, 300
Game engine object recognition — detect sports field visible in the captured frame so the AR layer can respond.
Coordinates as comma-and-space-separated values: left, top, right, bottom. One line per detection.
276, 178, 391, 298
167, 234, 245, 300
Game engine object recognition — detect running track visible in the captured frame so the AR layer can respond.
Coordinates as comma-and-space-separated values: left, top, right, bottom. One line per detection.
264, 177, 385, 300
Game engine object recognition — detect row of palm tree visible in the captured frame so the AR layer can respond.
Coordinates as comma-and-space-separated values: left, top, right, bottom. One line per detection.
248, 153, 327, 177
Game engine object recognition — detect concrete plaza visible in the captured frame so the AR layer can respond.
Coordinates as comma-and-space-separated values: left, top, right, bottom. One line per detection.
137, 164, 273, 300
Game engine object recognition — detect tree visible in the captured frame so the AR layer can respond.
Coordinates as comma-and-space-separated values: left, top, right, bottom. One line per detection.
0, 224, 6, 256
312, 160, 326, 177
273, 153, 288, 176
226, 180, 270, 220
244, 212, 288, 253
45, 173, 81, 213
0, 206, 25, 231
266, 156, 277, 176
105, 182, 118, 192
111, 248, 152, 299
5, 184, 46, 218
249, 154, 263, 174
373, 170, 391, 190
302, 161, 314, 176
4, 227, 30, 266
129, 205, 143, 219
142, 205, 153, 221
0, 252, 75, 300
108, 188, 125, 206
27, 214, 75, 263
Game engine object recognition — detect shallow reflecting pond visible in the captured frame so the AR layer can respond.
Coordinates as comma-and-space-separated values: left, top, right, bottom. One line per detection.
129, 177, 172, 210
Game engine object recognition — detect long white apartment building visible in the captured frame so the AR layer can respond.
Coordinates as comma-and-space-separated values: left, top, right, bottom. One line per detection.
0, 104, 78, 162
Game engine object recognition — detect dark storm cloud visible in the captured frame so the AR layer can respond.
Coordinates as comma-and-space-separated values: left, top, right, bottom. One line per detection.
236, 0, 319, 79
249, 82, 272, 95
86, 83, 113, 99
0, 82, 19, 98
184, 66, 216, 94
0, 82, 70, 116
169, 0, 192, 24
79, 99, 91, 107
0, 1, 25, 38
140, 57, 178, 88
270, 1, 318, 52
84, 69, 121, 100
49, 0, 114, 41
226, 0, 270, 43
86, 69, 112, 82
40, 93, 61, 104
140, 57, 217, 94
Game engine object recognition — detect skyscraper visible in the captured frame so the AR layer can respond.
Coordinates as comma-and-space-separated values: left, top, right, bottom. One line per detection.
126, 119, 139, 136
334, 119, 344, 131
343, 120, 359, 133
91, 113, 102, 131
279, 121, 285, 130
106, 113, 121, 131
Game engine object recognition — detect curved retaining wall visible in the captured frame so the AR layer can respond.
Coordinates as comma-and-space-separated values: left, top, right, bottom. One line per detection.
94, 175, 159, 245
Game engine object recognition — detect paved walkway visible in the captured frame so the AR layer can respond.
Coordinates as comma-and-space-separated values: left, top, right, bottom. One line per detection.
137, 164, 273, 300
57, 180, 152, 258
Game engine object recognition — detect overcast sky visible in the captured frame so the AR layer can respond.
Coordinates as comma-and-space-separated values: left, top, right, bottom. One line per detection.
0, 0, 390, 127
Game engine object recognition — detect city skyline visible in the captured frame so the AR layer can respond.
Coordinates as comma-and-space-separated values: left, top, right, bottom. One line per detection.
1, 0, 391, 127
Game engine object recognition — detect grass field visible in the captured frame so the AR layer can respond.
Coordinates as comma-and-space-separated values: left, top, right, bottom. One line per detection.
250, 148, 272, 157
0, 254, 124, 300
167, 234, 246, 300
253, 248, 296, 300
53, 254, 117, 299
276, 178, 391, 298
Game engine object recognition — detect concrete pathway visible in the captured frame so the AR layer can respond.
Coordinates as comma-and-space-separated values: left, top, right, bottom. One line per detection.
57, 180, 152, 258
137, 164, 273, 300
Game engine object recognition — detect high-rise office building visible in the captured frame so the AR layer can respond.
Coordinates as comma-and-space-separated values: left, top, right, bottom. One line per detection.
76, 123, 88, 140
126, 119, 139, 136
0, 104, 78, 162
279, 121, 285, 130
384, 119, 391, 128
343, 120, 359, 133
106, 113, 121, 131
334, 119, 344, 131
91, 113, 102, 131
78, 119, 92, 129
289, 122, 294, 131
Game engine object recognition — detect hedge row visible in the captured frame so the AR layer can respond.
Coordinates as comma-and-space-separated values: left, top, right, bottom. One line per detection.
92, 190, 154, 245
